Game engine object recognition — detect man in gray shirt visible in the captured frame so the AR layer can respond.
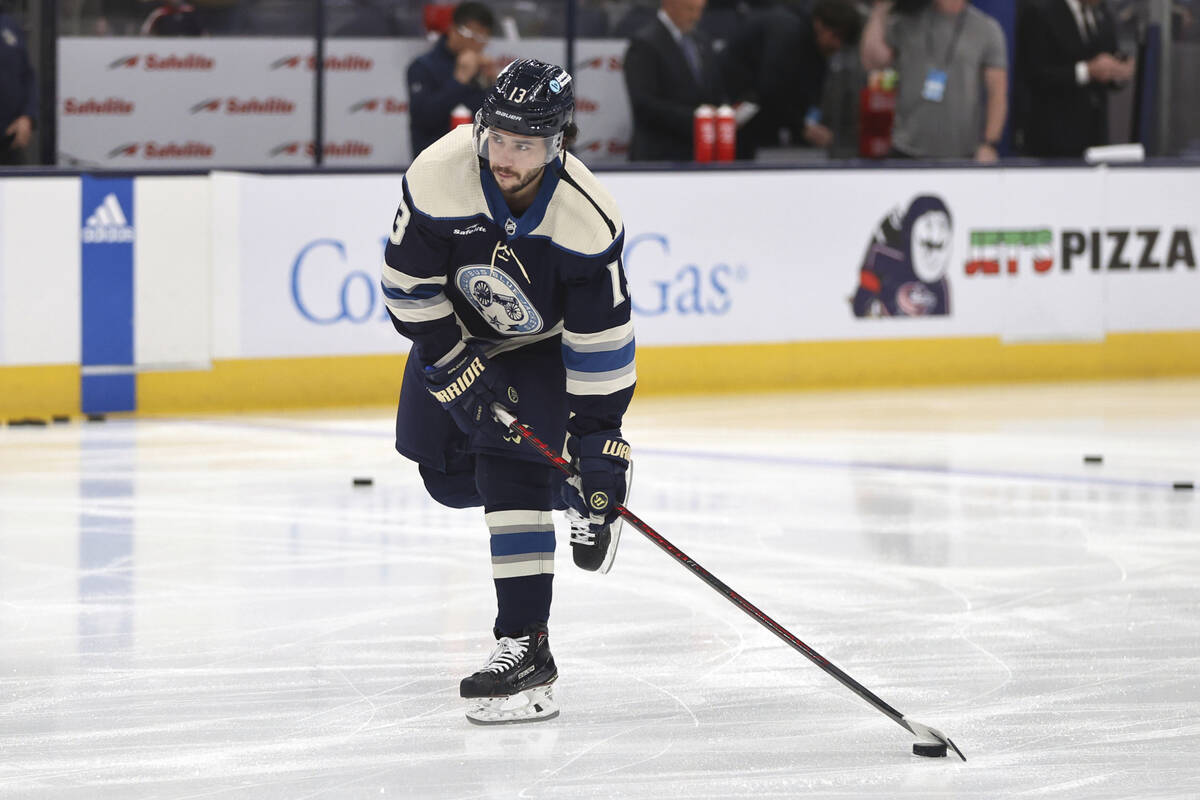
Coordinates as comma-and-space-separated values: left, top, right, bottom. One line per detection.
861, 0, 1008, 161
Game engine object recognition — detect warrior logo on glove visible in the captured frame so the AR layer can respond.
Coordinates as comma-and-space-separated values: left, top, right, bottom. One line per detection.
562, 430, 631, 525
429, 356, 487, 404
601, 439, 631, 460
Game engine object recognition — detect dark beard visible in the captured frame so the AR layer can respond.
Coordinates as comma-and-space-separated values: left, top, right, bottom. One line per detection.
494, 165, 544, 196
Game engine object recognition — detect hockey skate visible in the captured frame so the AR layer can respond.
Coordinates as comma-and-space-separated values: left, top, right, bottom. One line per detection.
461, 623, 559, 725
566, 462, 631, 574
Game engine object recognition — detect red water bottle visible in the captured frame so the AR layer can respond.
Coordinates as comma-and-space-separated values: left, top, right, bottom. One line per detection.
858, 71, 896, 159
450, 103, 473, 131
693, 104, 715, 163
715, 104, 736, 162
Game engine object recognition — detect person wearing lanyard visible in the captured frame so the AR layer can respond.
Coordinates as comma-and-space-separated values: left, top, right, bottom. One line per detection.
861, 0, 1008, 162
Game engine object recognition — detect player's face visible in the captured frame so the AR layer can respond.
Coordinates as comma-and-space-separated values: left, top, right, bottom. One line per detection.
910, 210, 952, 283
487, 128, 549, 196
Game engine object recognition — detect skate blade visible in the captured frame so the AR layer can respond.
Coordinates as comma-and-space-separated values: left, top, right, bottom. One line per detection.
599, 461, 631, 575
465, 685, 559, 725
597, 515, 622, 575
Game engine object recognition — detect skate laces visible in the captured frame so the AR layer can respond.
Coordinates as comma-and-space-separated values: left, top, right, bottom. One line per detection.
479, 635, 528, 674
567, 510, 596, 546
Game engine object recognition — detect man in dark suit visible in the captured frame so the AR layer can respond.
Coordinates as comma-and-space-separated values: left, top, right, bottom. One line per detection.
1016, 0, 1135, 158
622, 0, 728, 162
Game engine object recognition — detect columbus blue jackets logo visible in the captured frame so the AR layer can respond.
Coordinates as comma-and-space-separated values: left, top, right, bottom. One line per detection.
852, 195, 952, 317
456, 266, 544, 334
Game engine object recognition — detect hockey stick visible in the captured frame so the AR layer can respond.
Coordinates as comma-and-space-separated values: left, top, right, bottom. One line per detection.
491, 404, 966, 761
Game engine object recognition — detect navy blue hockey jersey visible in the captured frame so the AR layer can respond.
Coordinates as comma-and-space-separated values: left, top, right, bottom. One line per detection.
381, 125, 636, 433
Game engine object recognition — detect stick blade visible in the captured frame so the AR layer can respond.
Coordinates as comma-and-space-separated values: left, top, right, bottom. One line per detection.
904, 718, 967, 762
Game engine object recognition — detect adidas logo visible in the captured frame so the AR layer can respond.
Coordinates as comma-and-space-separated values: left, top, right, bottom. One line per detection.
82, 193, 134, 244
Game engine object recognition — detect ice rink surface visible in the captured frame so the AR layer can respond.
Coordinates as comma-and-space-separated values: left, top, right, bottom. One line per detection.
2, 379, 1198, 799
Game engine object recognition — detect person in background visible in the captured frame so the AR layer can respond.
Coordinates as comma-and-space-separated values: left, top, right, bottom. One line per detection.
407, 1, 497, 159
141, 0, 205, 36
719, 1, 821, 156
802, 0, 867, 158
1015, 0, 1134, 157
0, 8, 36, 166
861, 0, 1008, 162
623, 0, 728, 161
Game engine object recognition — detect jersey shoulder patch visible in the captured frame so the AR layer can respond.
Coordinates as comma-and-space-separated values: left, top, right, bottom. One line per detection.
405, 126, 487, 221
532, 154, 623, 258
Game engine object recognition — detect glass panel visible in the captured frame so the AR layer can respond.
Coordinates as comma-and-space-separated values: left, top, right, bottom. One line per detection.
2, 0, 40, 165
59, 0, 315, 36
1167, 0, 1200, 155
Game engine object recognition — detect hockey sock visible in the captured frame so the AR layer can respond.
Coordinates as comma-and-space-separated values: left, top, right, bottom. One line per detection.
486, 509, 555, 634
478, 454, 557, 635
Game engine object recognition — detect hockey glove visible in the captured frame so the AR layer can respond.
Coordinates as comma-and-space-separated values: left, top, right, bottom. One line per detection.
562, 430, 631, 524
423, 344, 511, 438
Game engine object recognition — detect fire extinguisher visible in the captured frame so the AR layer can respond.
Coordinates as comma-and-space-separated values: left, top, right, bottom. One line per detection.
858, 70, 896, 159
450, 103, 473, 131
715, 104, 736, 162
693, 104, 715, 163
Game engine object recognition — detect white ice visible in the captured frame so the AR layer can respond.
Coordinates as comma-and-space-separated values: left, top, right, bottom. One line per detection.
2, 380, 1198, 799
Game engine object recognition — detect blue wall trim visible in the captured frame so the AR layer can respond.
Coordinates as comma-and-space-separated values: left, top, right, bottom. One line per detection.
80, 175, 136, 414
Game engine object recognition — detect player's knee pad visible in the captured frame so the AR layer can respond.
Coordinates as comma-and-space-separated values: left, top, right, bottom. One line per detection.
476, 454, 556, 511
419, 462, 482, 509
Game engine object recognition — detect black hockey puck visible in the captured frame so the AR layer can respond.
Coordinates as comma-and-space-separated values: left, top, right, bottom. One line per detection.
1083, 455, 1103, 464
352, 477, 374, 487
52, 415, 70, 424
1173, 481, 1194, 491
913, 741, 948, 758
86, 413, 106, 422
7, 418, 48, 427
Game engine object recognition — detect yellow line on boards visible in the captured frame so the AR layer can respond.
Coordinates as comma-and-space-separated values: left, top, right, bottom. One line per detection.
2, 331, 1199, 417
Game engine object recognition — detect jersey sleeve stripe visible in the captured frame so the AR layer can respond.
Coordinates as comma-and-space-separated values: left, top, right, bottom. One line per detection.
562, 339, 635, 373
384, 295, 455, 323
382, 263, 447, 292
562, 321, 634, 349
382, 283, 442, 301
566, 362, 637, 396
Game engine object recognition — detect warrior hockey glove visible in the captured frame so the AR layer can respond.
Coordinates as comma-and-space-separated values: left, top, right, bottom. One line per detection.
562, 430, 631, 524
423, 344, 511, 438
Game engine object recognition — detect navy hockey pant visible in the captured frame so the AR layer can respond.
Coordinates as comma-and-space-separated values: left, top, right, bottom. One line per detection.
394, 341, 568, 635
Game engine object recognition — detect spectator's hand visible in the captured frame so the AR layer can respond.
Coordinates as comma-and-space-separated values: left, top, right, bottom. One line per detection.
1087, 53, 1124, 83
1110, 54, 1136, 83
5, 116, 32, 150
974, 142, 999, 164
454, 49, 483, 84
804, 122, 834, 149
479, 56, 500, 86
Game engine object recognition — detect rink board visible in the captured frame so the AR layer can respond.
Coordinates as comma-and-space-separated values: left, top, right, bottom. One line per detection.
1, 167, 1198, 415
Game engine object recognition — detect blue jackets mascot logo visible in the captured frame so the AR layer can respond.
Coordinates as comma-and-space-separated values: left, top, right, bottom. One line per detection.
456, 265, 544, 334
852, 195, 953, 317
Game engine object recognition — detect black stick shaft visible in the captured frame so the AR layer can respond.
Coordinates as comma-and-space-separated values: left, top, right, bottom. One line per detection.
496, 409, 915, 733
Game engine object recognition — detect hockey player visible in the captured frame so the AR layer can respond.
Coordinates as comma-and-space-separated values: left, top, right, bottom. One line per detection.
381, 59, 636, 724
851, 194, 953, 317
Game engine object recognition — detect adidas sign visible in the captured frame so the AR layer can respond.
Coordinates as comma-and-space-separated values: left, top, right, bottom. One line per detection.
82, 193, 134, 244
